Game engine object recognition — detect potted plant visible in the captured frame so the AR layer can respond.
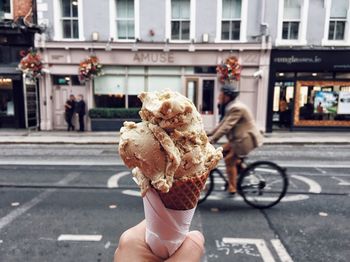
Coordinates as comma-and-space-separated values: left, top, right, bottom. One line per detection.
88, 108, 141, 131
18, 48, 43, 79
216, 56, 241, 84
79, 55, 103, 82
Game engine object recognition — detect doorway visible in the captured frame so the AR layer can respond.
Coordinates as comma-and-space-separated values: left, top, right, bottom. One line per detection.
185, 77, 218, 131
272, 81, 295, 130
52, 75, 87, 130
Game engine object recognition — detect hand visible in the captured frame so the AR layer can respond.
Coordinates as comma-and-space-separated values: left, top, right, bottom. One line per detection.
114, 220, 205, 262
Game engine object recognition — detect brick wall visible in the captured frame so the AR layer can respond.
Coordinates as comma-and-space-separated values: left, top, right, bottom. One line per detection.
13, 0, 33, 22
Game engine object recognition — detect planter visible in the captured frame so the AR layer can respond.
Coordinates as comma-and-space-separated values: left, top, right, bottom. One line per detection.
90, 118, 141, 131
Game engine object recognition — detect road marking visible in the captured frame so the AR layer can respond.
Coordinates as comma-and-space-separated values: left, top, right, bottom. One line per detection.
271, 239, 294, 262
107, 171, 130, 188
122, 189, 141, 197
104, 241, 111, 249
331, 177, 350, 186
291, 175, 322, 193
315, 167, 327, 174
57, 234, 102, 242
0, 172, 80, 231
222, 238, 275, 262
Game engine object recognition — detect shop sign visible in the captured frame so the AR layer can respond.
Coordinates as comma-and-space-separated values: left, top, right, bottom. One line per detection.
273, 56, 322, 65
133, 52, 174, 64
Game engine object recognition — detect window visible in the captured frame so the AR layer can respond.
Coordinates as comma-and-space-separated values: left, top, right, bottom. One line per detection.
61, 0, 79, 39
1, 0, 12, 19
328, 0, 348, 40
276, 0, 308, 45
221, 0, 241, 40
0, 78, 14, 116
116, 0, 135, 40
52, 75, 84, 85
282, 0, 301, 40
171, 0, 190, 40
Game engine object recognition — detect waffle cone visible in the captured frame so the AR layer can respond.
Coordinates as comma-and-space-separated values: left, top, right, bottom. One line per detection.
157, 172, 209, 210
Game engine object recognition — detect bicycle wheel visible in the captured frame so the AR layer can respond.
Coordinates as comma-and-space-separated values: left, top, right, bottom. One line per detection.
237, 161, 288, 209
198, 169, 215, 205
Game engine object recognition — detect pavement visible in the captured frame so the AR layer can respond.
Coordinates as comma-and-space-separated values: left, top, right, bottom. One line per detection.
0, 129, 349, 145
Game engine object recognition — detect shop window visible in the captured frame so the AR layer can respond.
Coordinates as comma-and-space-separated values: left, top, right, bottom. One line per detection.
116, 0, 135, 40
94, 75, 126, 108
282, 0, 301, 40
201, 80, 214, 114
272, 81, 294, 129
148, 76, 181, 93
221, 0, 242, 40
0, 78, 14, 116
335, 73, 350, 79
94, 94, 126, 108
61, 0, 79, 39
1, 0, 12, 19
171, 0, 190, 40
328, 0, 348, 40
294, 81, 350, 127
194, 67, 217, 74
128, 75, 144, 107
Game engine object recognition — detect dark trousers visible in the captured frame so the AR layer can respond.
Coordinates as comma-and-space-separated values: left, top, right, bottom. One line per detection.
65, 112, 74, 131
78, 113, 85, 131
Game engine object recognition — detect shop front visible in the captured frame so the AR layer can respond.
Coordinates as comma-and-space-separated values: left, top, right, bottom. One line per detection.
0, 26, 40, 129
39, 43, 270, 131
267, 49, 350, 132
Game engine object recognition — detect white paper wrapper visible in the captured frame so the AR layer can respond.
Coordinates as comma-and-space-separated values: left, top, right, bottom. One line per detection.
143, 188, 196, 259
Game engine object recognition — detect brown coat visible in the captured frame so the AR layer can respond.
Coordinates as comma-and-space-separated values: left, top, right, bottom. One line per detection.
211, 100, 263, 157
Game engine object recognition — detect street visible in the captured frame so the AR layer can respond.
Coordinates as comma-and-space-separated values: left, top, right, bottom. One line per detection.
0, 144, 349, 262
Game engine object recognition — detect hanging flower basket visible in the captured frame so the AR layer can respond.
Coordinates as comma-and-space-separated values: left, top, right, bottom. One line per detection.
216, 56, 241, 84
79, 55, 103, 82
18, 48, 43, 78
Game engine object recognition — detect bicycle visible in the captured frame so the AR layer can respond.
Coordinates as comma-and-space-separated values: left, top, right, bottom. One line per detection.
199, 158, 289, 209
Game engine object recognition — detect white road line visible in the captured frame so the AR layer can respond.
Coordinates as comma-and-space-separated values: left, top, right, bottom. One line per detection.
107, 171, 130, 188
0, 172, 80, 231
222, 238, 275, 262
271, 239, 294, 262
315, 167, 327, 174
291, 175, 322, 193
122, 189, 141, 197
104, 241, 111, 249
57, 234, 102, 241
331, 177, 350, 186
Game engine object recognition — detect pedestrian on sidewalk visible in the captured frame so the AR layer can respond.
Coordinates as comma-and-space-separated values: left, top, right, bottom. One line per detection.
75, 94, 86, 132
64, 94, 76, 131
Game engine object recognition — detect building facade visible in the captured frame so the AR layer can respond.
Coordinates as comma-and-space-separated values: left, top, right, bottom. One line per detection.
36, 0, 270, 131
266, 0, 350, 131
0, 0, 40, 129
36, 0, 350, 132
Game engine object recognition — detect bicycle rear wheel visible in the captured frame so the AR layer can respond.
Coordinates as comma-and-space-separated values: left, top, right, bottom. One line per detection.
198, 169, 215, 205
238, 161, 288, 209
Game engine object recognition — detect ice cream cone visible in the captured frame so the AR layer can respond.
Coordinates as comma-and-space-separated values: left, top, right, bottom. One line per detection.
157, 171, 209, 210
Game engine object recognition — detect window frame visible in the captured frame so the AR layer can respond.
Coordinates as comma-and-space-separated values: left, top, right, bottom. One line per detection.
1, 0, 13, 19
53, 0, 84, 41
276, 0, 309, 46
215, 0, 248, 43
322, 0, 350, 46
110, 0, 140, 42
166, 0, 196, 43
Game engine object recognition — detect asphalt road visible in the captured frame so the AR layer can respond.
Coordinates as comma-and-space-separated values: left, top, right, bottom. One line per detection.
0, 144, 349, 262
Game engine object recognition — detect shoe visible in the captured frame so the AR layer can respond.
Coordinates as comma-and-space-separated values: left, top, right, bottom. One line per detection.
227, 191, 236, 197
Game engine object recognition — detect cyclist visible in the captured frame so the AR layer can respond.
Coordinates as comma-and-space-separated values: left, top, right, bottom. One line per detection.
208, 85, 263, 195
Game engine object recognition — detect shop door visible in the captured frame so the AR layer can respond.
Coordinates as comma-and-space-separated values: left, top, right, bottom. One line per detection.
53, 84, 87, 130
185, 78, 217, 131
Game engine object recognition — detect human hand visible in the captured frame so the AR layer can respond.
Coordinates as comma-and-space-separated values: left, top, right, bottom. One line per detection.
114, 220, 205, 262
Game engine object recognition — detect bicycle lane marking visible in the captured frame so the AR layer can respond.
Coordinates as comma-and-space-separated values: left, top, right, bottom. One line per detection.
107, 171, 130, 188
212, 237, 294, 262
0, 172, 80, 231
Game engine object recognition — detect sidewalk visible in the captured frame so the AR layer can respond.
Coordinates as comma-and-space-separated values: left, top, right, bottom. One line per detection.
0, 129, 349, 145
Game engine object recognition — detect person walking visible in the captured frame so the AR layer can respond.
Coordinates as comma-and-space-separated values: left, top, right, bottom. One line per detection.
64, 94, 76, 131
75, 94, 86, 132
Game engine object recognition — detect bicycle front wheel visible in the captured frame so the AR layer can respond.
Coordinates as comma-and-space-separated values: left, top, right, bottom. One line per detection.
238, 161, 288, 209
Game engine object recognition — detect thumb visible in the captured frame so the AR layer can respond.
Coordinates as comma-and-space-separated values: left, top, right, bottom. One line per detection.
166, 231, 205, 262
